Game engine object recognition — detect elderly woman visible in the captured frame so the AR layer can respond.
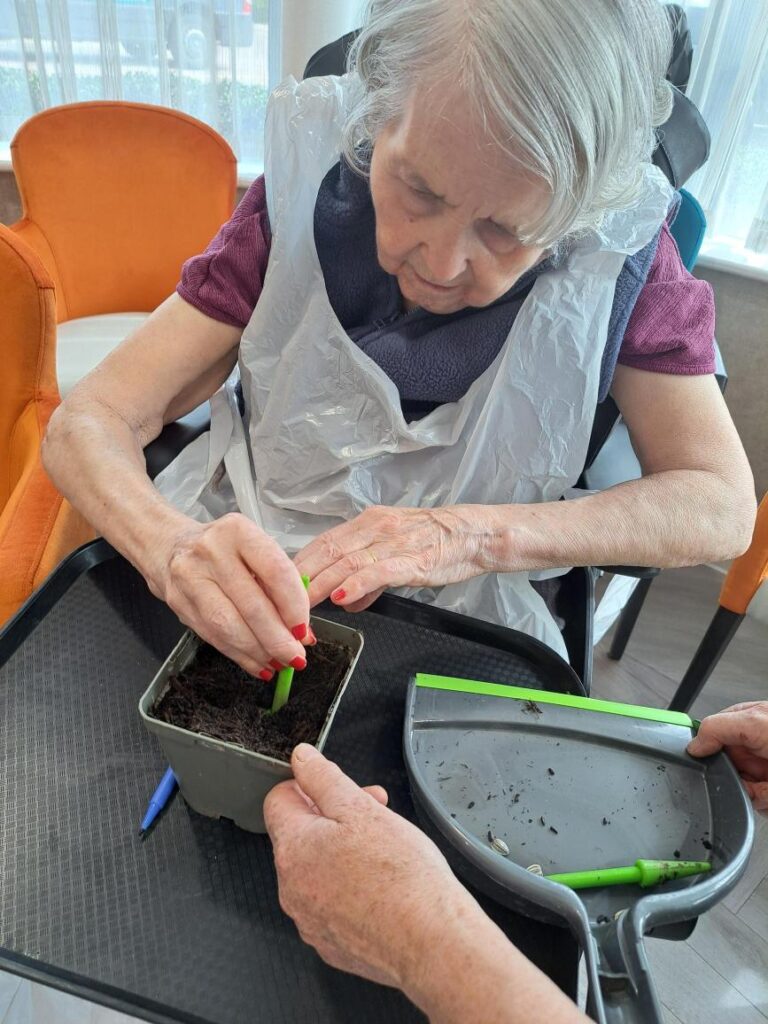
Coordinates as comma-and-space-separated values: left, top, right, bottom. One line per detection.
44, 0, 754, 678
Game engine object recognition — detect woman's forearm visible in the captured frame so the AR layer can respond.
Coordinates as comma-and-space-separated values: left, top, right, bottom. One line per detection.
42, 394, 190, 583
484, 469, 756, 573
42, 295, 242, 587
403, 897, 586, 1024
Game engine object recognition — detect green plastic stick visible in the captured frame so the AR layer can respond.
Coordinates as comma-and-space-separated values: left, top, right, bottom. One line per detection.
545, 859, 711, 891
271, 574, 310, 714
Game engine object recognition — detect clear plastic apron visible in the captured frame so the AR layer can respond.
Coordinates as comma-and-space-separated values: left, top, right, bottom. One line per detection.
156, 74, 672, 658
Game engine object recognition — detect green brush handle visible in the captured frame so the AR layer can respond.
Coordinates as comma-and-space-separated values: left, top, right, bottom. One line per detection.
545, 859, 711, 890
271, 574, 310, 714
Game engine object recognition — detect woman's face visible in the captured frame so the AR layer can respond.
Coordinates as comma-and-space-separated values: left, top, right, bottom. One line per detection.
370, 88, 550, 314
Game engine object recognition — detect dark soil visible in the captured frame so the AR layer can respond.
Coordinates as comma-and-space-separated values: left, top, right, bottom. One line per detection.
151, 637, 352, 762
522, 700, 543, 716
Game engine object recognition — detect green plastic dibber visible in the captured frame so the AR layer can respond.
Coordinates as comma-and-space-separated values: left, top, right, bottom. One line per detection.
545, 859, 711, 890
271, 574, 311, 714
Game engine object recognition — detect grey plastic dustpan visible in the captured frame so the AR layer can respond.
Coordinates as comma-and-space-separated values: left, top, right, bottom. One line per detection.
404, 674, 755, 1024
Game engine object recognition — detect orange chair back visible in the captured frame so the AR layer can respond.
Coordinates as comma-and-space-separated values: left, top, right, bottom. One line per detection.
10, 101, 236, 323
0, 225, 93, 625
720, 493, 768, 616
0, 226, 58, 510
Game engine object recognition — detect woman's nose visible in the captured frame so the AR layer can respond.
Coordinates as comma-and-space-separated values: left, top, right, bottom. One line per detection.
420, 219, 470, 284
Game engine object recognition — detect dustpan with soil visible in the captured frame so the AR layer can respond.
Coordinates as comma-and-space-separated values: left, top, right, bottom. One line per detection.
405, 674, 754, 1024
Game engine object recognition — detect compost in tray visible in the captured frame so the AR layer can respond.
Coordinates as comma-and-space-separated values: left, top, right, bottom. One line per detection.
151, 638, 353, 761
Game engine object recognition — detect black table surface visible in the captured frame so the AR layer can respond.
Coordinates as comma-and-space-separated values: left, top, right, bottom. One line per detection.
0, 542, 580, 1024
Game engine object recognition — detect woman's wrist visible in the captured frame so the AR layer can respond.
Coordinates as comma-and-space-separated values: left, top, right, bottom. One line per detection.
402, 891, 586, 1024
116, 498, 197, 598
451, 503, 534, 575
398, 886, 515, 1021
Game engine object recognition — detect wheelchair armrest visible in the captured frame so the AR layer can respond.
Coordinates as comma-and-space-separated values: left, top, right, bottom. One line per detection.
598, 565, 661, 579
144, 402, 211, 481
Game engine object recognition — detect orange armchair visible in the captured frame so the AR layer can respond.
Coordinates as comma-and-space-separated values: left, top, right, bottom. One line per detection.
669, 493, 768, 711
0, 226, 93, 627
10, 100, 237, 322
10, 101, 237, 397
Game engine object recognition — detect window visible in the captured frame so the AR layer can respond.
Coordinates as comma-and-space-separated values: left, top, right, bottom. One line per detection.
0, 0, 281, 176
671, 1, 768, 277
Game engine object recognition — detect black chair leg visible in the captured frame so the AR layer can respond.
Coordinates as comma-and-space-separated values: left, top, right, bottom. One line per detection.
668, 605, 745, 713
607, 576, 655, 661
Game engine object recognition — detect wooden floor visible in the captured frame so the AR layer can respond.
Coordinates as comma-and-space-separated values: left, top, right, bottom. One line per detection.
1, 563, 766, 1023
592, 564, 768, 1024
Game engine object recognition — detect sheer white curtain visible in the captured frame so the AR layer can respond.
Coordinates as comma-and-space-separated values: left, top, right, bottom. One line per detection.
673, 0, 768, 272
0, 0, 283, 173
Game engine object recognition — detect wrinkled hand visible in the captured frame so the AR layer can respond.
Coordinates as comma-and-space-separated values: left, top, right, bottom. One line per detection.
147, 513, 311, 679
295, 504, 501, 611
264, 745, 477, 989
688, 702, 768, 815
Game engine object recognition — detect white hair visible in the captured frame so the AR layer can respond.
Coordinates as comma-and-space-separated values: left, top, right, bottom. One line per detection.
343, 0, 674, 246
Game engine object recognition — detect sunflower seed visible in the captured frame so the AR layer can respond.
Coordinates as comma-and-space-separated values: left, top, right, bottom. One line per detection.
489, 835, 510, 857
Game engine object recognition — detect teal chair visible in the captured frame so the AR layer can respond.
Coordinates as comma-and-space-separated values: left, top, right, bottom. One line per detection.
670, 188, 707, 270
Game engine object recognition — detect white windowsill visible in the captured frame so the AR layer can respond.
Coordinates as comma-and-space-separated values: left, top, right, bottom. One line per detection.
696, 251, 768, 283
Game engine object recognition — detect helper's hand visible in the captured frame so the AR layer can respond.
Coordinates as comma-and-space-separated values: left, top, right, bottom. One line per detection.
294, 504, 502, 611
147, 513, 311, 679
264, 744, 481, 990
688, 702, 768, 815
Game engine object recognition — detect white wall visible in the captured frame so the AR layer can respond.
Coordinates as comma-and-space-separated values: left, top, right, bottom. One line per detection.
281, 0, 364, 80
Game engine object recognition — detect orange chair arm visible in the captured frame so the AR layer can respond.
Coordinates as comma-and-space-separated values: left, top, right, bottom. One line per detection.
719, 493, 768, 615
0, 442, 94, 627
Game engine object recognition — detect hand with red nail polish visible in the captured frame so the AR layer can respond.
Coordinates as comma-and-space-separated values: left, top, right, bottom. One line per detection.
294, 505, 494, 614
147, 512, 311, 678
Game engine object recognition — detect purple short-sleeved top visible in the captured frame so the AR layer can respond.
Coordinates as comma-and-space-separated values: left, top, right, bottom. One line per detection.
177, 174, 716, 392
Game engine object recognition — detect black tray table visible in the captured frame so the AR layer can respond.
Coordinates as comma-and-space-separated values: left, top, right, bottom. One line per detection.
0, 541, 582, 1024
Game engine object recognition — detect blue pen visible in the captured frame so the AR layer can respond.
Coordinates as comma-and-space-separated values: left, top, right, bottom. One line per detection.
139, 766, 177, 837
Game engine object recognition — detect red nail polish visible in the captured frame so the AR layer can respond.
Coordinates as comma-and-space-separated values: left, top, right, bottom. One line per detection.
269, 659, 283, 671
259, 669, 274, 681
291, 623, 307, 640
307, 627, 317, 645
290, 656, 307, 671
331, 588, 346, 602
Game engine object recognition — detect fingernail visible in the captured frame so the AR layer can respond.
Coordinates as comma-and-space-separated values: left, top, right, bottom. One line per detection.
269, 659, 283, 671
307, 627, 317, 645
290, 656, 307, 671
259, 669, 274, 681
293, 742, 318, 764
291, 623, 308, 640
331, 588, 346, 602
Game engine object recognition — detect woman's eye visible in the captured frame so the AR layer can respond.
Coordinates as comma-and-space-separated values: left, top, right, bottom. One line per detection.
480, 220, 519, 250
488, 221, 513, 238
409, 183, 437, 200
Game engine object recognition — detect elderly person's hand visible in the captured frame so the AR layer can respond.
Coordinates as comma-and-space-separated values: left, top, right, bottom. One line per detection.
294, 504, 501, 611
149, 512, 312, 677
265, 745, 587, 1024
42, 299, 313, 682
688, 702, 768, 815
